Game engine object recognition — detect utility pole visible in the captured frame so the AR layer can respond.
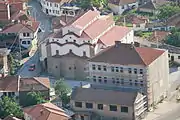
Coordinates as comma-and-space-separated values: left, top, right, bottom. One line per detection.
123, 16, 126, 26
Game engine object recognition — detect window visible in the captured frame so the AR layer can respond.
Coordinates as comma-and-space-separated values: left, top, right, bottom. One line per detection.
121, 106, 128, 113
74, 66, 76, 69
66, 40, 68, 42
73, 40, 76, 42
86, 103, 93, 109
56, 50, 59, 55
128, 68, 132, 73
112, 79, 115, 84
103, 66, 107, 71
27, 41, 30, 44
140, 69, 143, 74
49, 9, 51, 12
81, 116, 84, 120
23, 33, 26, 37
93, 76, 96, 82
116, 81, 120, 84
104, 77, 107, 83
111, 67, 114, 72
98, 65, 101, 70
27, 33, 30, 37
140, 80, 143, 83
121, 79, 124, 85
115, 67, 119, 72
69, 67, 71, 70
129, 83, 132, 86
178, 56, 180, 59
134, 68, 137, 74
135, 83, 138, 86
97, 104, 103, 110
109, 105, 117, 111
92, 64, 96, 70
53, 10, 55, 13
22, 41, 26, 44
83, 51, 86, 56
168, 54, 170, 57
122, 5, 124, 9
120, 67, 123, 73
140, 84, 144, 87
98, 76, 102, 83
50, 3, 52, 6
75, 102, 82, 108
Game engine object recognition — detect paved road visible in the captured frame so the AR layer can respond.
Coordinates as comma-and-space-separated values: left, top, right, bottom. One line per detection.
155, 106, 180, 120
17, 0, 53, 77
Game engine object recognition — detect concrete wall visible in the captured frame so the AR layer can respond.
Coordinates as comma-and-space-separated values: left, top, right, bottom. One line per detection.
147, 50, 169, 106
71, 100, 134, 120
47, 55, 88, 80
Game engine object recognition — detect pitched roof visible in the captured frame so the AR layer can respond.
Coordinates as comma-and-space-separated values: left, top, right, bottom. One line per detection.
46, 0, 72, 3
19, 77, 50, 91
89, 42, 165, 66
2, 21, 40, 33
11, 10, 34, 21
108, 0, 137, 6
0, 76, 19, 92
71, 87, 139, 106
149, 30, 170, 42
99, 26, 131, 46
71, 10, 100, 30
23, 102, 70, 120
0, 76, 50, 92
84, 16, 114, 40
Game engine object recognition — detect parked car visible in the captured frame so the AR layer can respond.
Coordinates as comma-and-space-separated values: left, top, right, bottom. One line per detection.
28, 64, 35, 71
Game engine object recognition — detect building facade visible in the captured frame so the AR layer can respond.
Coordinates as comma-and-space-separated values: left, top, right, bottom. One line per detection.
87, 42, 169, 108
40, 10, 134, 80
71, 87, 147, 120
40, 0, 80, 17
108, 0, 138, 15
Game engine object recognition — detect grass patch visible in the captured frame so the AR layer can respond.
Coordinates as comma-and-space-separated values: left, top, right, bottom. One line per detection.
134, 31, 153, 38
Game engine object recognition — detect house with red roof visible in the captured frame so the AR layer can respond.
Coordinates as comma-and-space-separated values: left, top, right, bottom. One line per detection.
1, 20, 40, 48
23, 102, 71, 120
0, 76, 51, 106
41, 9, 134, 80
87, 41, 169, 110
0, 0, 28, 22
132, 15, 149, 31
108, 0, 138, 15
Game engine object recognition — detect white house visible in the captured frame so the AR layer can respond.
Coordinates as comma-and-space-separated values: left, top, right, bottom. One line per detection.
40, 0, 80, 17
108, 0, 138, 15
2, 21, 40, 48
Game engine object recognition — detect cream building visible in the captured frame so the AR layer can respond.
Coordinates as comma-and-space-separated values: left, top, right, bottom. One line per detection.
87, 41, 169, 108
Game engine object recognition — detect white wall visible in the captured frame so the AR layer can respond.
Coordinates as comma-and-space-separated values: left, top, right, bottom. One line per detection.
169, 52, 180, 64
50, 43, 91, 57
133, 23, 146, 31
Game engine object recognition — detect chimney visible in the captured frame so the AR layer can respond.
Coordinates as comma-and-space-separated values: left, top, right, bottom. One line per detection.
115, 41, 121, 47
40, 109, 44, 115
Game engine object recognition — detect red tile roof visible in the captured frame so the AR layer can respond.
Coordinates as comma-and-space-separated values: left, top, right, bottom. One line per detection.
84, 16, 114, 40
2, 21, 40, 33
149, 30, 170, 42
89, 42, 165, 66
71, 10, 100, 30
99, 26, 131, 46
23, 102, 70, 120
0, 76, 19, 92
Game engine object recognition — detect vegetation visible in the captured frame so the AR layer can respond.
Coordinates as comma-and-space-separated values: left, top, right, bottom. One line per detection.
8, 54, 20, 75
0, 96, 23, 119
54, 78, 71, 106
165, 28, 180, 47
23, 92, 46, 107
134, 31, 153, 38
157, 4, 180, 21
76, 0, 107, 9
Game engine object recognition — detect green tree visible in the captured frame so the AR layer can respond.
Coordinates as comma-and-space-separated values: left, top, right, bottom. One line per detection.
54, 79, 71, 105
76, 0, 107, 9
165, 28, 180, 47
23, 92, 46, 107
157, 4, 180, 20
0, 96, 23, 119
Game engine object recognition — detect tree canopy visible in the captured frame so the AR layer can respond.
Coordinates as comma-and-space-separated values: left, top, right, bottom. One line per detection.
76, 0, 107, 9
165, 28, 180, 47
157, 4, 180, 20
54, 79, 71, 105
22, 92, 46, 107
0, 96, 23, 119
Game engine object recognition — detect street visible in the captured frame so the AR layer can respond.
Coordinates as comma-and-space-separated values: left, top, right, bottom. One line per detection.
17, 0, 52, 77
